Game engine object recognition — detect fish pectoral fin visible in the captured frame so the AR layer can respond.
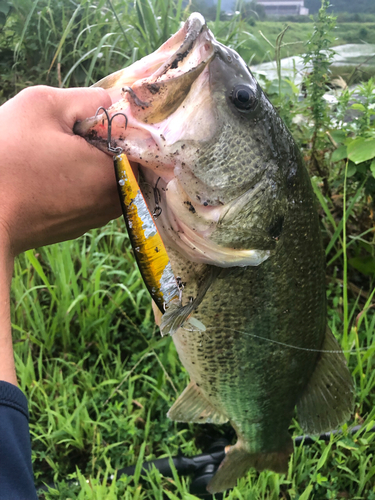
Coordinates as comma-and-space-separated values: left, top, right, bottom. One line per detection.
160, 298, 192, 336
161, 299, 207, 336
297, 327, 355, 435
167, 381, 228, 424
207, 438, 293, 494
160, 266, 219, 336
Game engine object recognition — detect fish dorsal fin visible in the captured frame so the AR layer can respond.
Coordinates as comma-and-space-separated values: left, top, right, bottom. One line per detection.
167, 381, 228, 424
297, 327, 355, 435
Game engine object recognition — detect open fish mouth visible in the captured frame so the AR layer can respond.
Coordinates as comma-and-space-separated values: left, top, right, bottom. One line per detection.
74, 13, 215, 150
74, 13, 271, 268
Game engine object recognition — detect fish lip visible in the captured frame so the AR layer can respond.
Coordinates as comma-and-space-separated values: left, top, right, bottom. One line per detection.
152, 13, 208, 79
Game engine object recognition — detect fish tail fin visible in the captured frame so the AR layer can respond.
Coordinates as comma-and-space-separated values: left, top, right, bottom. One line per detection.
207, 438, 293, 494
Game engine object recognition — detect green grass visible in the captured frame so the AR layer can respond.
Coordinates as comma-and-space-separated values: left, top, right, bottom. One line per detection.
0, 0, 185, 101
11, 219, 375, 499
257, 21, 375, 47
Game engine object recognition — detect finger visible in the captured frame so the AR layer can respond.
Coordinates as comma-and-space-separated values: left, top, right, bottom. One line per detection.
8, 86, 112, 134
59, 132, 122, 220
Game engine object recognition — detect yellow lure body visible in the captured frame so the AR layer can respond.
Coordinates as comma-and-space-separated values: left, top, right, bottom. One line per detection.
114, 154, 179, 312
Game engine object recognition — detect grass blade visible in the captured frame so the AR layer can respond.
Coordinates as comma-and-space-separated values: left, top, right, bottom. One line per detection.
48, 4, 81, 73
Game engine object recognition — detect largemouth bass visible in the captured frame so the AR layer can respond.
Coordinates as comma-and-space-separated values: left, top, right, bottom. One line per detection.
74, 13, 354, 493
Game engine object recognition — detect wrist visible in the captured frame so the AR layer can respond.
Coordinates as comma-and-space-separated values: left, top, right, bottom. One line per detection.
0, 227, 17, 386
0, 219, 14, 267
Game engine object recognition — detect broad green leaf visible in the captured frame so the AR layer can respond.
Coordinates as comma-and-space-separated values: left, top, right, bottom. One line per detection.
316, 473, 328, 485
268, 78, 296, 96
349, 256, 375, 275
359, 239, 373, 254
331, 145, 347, 162
337, 438, 359, 450
347, 161, 357, 177
351, 103, 366, 112
330, 130, 346, 144
347, 137, 375, 164
284, 77, 299, 94
0, 1, 10, 16
344, 135, 355, 146
357, 163, 367, 174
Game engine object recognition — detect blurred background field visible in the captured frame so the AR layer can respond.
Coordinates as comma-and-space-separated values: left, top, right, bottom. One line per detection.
2, 0, 375, 99
1, 0, 375, 499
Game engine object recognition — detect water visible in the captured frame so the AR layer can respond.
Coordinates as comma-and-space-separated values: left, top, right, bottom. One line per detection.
251, 44, 375, 85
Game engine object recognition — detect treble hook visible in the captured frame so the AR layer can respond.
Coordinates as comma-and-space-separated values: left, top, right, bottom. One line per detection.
95, 107, 128, 155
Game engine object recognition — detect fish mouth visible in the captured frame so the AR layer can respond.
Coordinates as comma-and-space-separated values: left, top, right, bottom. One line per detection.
74, 13, 215, 148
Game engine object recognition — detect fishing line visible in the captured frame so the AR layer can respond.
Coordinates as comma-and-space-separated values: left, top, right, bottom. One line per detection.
181, 325, 374, 355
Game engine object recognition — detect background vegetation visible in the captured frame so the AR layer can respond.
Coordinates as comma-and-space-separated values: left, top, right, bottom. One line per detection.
2, 0, 375, 101
1, 0, 375, 499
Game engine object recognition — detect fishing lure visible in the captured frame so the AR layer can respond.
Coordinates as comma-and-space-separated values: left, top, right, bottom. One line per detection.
92, 106, 180, 313
113, 152, 180, 312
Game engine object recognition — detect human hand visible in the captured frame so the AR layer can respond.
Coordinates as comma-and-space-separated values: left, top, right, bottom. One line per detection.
0, 85, 122, 258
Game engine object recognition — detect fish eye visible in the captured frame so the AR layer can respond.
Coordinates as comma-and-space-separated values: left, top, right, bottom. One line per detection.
231, 84, 258, 111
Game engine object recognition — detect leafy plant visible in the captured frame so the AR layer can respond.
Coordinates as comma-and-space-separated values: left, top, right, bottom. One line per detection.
301, 0, 337, 194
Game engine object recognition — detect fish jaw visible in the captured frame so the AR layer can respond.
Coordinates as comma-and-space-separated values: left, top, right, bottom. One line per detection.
73, 62, 217, 174
73, 13, 216, 158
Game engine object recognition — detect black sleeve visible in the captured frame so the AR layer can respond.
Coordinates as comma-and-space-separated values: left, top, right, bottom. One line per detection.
0, 380, 38, 500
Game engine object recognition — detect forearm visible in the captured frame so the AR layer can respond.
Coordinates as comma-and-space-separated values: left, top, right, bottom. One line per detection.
0, 232, 16, 386
0, 85, 120, 386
